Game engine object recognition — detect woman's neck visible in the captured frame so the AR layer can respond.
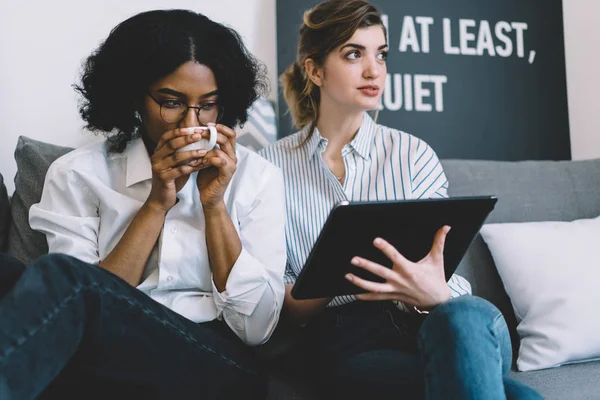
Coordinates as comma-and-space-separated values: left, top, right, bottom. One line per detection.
316, 98, 365, 152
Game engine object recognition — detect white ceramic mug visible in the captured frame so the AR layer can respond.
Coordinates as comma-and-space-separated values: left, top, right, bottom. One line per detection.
177, 126, 218, 152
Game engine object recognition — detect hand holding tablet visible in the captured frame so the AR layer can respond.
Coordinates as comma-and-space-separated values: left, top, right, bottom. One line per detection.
291, 196, 497, 300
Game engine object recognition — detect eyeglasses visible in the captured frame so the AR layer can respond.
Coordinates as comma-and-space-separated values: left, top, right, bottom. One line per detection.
147, 92, 224, 125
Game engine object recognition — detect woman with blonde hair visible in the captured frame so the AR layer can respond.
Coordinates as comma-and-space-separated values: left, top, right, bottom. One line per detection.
260, 1, 542, 399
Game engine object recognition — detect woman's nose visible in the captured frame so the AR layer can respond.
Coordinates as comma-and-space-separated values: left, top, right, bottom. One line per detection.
180, 108, 202, 128
363, 57, 382, 79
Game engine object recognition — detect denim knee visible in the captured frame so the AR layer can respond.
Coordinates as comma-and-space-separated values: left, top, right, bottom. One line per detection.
29, 253, 106, 288
419, 295, 512, 369
421, 296, 504, 339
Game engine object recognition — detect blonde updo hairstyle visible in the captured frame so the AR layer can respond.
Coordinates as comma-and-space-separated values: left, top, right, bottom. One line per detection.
280, 0, 386, 144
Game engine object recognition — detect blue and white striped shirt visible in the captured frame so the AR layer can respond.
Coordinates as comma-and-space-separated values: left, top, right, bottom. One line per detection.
259, 114, 471, 309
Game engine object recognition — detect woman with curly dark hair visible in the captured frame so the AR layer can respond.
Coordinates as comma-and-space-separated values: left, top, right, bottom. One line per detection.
0, 9, 285, 399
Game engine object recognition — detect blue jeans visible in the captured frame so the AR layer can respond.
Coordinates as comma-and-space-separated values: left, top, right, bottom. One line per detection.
0, 253, 266, 400
301, 296, 542, 400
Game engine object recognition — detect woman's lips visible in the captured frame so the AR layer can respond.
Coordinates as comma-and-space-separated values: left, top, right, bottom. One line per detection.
358, 86, 380, 97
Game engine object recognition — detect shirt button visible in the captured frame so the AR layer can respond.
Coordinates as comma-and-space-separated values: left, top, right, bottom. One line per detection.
349, 165, 356, 171
170, 225, 178, 234
166, 276, 173, 282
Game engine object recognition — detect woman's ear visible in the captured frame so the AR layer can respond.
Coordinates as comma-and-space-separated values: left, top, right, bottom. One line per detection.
304, 58, 323, 87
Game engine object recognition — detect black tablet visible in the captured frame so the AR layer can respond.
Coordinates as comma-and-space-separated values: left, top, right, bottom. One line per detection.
291, 196, 497, 300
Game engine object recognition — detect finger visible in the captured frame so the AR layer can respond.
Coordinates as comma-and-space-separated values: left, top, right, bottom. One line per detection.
159, 164, 204, 182
216, 136, 236, 161
153, 132, 204, 161
355, 292, 406, 302
344, 273, 394, 294
188, 158, 202, 167
153, 149, 207, 172
350, 256, 399, 283
213, 123, 236, 141
196, 131, 235, 161
202, 149, 237, 171
155, 128, 192, 153
429, 225, 451, 264
213, 123, 237, 151
373, 238, 411, 267
200, 155, 227, 170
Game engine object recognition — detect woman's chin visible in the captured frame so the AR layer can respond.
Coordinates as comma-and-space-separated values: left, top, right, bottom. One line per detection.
355, 98, 381, 112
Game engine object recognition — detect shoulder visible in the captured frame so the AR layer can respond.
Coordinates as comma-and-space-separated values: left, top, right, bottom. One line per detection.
373, 123, 437, 159
236, 145, 283, 185
373, 124, 423, 149
48, 139, 111, 177
258, 131, 306, 168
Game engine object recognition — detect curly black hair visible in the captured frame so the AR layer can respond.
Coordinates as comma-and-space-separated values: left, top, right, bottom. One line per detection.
74, 9, 268, 152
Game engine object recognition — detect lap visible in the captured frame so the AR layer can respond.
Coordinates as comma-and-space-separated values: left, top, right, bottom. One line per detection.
4, 253, 264, 398
303, 301, 425, 399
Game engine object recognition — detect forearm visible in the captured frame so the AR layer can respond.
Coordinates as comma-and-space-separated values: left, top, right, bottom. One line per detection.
99, 202, 166, 286
204, 202, 242, 292
282, 284, 331, 325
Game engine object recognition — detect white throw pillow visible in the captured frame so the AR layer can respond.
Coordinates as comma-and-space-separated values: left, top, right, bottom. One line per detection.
480, 216, 600, 372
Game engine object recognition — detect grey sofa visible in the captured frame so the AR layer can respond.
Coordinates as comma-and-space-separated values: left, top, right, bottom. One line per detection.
1, 136, 600, 399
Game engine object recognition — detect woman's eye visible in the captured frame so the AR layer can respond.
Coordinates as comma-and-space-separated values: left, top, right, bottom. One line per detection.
200, 102, 218, 111
346, 51, 360, 60
162, 100, 183, 109
377, 51, 388, 61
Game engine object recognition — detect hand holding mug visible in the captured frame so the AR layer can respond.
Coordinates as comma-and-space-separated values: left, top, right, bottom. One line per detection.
146, 127, 209, 212
177, 125, 218, 153
195, 124, 238, 209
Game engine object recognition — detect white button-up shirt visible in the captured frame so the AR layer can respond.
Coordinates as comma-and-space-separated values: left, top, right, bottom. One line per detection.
29, 138, 286, 345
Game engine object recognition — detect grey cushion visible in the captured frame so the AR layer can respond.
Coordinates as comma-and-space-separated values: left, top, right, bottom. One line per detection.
443, 159, 600, 224
442, 158, 600, 348
510, 361, 600, 400
0, 173, 10, 252
7, 136, 73, 263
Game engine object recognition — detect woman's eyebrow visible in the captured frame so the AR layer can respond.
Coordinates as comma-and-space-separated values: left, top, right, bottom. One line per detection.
156, 88, 185, 97
156, 88, 219, 98
340, 43, 366, 52
339, 43, 389, 52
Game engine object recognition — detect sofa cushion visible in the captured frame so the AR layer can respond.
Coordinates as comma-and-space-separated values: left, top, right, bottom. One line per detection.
442, 159, 600, 224
481, 216, 600, 371
441, 159, 600, 347
7, 136, 73, 263
0, 173, 10, 252
509, 361, 600, 400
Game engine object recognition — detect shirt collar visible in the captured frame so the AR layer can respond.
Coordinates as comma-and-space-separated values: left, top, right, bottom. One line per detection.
305, 113, 376, 160
125, 138, 153, 187
349, 113, 376, 160
305, 123, 323, 159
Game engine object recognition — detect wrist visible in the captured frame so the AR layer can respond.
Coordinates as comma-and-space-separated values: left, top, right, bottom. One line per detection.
202, 201, 227, 214
143, 200, 169, 216
415, 287, 452, 315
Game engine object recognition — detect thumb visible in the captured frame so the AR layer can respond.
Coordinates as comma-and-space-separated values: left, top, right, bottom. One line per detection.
430, 225, 450, 264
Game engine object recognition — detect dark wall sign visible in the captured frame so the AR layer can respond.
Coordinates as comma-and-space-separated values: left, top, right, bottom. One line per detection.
276, 0, 571, 160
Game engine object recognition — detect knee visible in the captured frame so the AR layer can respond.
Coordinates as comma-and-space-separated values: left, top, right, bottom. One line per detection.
421, 296, 506, 340
29, 253, 100, 286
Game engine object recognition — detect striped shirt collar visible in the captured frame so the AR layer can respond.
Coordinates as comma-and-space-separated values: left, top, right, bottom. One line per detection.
304, 113, 376, 160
